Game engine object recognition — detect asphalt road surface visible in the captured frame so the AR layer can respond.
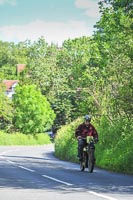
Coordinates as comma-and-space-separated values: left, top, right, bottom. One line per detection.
0, 144, 132, 200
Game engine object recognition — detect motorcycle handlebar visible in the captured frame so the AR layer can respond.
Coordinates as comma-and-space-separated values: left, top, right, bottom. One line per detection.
77, 136, 98, 144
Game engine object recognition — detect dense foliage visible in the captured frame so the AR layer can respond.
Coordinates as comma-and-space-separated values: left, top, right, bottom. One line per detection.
13, 84, 56, 133
54, 117, 133, 174
0, 84, 13, 130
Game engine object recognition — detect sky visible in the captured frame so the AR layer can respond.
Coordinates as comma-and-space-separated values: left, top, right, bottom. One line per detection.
0, 0, 101, 46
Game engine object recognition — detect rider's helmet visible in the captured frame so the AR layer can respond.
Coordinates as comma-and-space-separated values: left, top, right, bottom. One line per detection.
84, 115, 91, 122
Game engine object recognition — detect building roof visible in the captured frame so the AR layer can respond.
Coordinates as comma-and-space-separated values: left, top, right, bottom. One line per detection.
3, 80, 19, 91
17, 64, 26, 74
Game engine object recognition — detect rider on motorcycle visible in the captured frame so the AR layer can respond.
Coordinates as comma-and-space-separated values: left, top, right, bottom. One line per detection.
75, 115, 99, 161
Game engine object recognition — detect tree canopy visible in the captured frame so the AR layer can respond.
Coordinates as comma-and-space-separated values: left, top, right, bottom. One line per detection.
0, 0, 132, 131
13, 84, 56, 133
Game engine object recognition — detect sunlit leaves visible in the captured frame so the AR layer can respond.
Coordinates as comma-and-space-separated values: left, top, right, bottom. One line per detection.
0, 84, 13, 129
13, 85, 56, 133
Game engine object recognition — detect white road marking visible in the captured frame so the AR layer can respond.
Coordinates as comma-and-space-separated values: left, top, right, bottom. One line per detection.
42, 174, 73, 186
0, 149, 19, 155
0, 156, 4, 159
89, 191, 118, 200
0, 148, 119, 200
18, 165, 35, 172
6, 159, 15, 164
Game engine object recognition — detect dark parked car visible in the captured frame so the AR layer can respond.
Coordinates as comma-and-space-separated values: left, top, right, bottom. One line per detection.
46, 130, 55, 141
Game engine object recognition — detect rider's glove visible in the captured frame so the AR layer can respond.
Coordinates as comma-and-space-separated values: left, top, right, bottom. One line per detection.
94, 138, 98, 143
77, 136, 82, 140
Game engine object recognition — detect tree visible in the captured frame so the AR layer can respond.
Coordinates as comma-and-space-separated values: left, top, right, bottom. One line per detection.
0, 40, 29, 80
92, 0, 133, 119
13, 84, 56, 133
0, 83, 13, 129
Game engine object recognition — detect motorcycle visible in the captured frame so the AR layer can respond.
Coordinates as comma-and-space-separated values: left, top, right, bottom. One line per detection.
79, 136, 96, 173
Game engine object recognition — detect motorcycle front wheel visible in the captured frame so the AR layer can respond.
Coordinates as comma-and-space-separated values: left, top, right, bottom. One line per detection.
79, 151, 86, 171
80, 161, 85, 171
88, 149, 95, 173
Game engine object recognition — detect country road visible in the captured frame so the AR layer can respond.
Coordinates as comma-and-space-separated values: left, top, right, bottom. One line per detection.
0, 144, 132, 200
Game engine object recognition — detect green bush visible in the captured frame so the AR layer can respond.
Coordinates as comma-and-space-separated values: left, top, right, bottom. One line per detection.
55, 118, 82, 162
55, 116, 133, 174
0, 131, 51, 145
95, 117, 133, 174
13, 84, 56, 133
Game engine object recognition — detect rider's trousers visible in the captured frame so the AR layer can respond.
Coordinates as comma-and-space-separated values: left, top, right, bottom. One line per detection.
78, 139, 86, 159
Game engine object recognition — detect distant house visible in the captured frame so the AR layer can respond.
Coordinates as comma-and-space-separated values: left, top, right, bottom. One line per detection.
16, 64, 26, 75
2, 64, 26, 99
3, 80, 19, 99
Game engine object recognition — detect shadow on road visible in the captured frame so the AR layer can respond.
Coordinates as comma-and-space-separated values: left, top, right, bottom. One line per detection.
0, 149, 133, 195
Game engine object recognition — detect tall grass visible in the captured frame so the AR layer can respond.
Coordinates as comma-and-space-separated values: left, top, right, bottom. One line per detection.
54, 117, 133, 174
0, 131, 51, 145
55, 118, 82, 162
95, 117, 133, 174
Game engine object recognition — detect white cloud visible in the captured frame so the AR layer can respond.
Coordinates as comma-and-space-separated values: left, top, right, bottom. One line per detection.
0, 0, 16, 5
75, 0, 100, 18
0, 20, 93, 45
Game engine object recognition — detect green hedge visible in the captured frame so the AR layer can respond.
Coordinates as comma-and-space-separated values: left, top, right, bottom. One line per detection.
54, 117, 133, 174
96, 117, 133, 174
0, 131, 51, 145
55, 118, 82, 162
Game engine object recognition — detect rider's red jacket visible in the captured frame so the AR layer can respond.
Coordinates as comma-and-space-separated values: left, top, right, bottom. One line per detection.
75, 122, 98, 139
